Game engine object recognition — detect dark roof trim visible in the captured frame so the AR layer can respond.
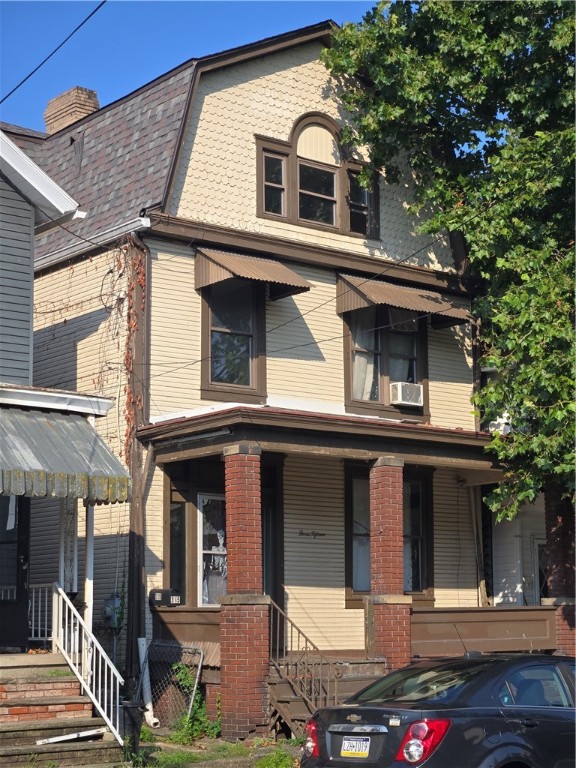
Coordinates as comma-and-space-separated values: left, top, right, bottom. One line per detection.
195, 247, 311, 299
138, 405, 489, 449
336, 273, 471, 323
0, 406, 131, 503
144, 218, 471, 296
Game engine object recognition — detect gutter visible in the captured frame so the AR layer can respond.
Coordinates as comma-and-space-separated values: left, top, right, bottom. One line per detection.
34, 215, 151, 273
0, 383, 114, 417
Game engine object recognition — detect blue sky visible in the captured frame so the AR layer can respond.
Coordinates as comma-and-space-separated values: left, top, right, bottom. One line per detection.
0, 0, 374, 132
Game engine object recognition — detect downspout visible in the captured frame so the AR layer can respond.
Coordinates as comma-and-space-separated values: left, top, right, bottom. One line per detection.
125, 232, 151, 688
84, 414, 96, 634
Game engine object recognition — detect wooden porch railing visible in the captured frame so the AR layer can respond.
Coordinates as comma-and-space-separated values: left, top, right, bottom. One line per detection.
269, 599, 340, 713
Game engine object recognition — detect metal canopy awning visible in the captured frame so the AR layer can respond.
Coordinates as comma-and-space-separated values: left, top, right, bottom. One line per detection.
336, 273, 470, 325
195, 247, 311, 300
0, 406, 131, 503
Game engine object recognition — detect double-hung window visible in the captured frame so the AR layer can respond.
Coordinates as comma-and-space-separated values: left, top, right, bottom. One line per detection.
201, 277, 266, 404
257, 115, 379, 239
346, 305, 426, 416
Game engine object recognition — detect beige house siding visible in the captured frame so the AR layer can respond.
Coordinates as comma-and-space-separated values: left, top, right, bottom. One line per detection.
428, 322, 475, 430
267, 266, 343, 404
148, 241, 202, 418
433, 469, 480, 607
283, 455, 364, 651
171, 43, 453, 272
33, 248, 130, 646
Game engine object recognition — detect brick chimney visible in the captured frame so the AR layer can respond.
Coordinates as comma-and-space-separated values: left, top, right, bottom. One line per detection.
44, 86, 99, 134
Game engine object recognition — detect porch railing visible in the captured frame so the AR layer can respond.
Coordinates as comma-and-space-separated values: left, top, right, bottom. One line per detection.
51, 583, 124, 745
269, 599, 340, 713
29, 582, 52, 643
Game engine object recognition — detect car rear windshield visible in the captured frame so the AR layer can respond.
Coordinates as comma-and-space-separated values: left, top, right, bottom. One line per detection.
351, 661, 495, 705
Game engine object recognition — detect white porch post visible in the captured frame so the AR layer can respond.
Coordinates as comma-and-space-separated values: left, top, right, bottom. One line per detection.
84, 502, 94, 634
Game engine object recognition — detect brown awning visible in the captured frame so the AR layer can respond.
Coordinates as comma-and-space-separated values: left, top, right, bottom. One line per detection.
336, 273, 470, 325
0, 406, 131, 503
195, 248, 310, 300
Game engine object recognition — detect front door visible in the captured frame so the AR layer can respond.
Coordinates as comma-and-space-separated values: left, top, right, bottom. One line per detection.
0, 495, 30, 650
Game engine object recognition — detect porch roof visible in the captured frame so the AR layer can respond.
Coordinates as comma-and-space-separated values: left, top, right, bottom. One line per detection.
336, 273, 470, 325
0, 406, 130, 503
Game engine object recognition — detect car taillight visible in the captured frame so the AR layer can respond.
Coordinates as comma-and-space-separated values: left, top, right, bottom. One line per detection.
303, 718, 320, 758
395, 719, 451, 764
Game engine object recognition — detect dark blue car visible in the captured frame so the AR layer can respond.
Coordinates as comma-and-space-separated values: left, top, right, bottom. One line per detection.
301, 653, 575, 768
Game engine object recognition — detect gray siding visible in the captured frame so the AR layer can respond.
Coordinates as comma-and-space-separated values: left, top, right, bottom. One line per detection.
0, 177, 33, 384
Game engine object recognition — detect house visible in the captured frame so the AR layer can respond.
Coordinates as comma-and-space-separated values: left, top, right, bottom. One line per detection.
3, 21, 573, 740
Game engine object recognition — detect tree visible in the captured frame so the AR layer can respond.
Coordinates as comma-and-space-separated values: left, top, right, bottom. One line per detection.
324, 1, 574, 592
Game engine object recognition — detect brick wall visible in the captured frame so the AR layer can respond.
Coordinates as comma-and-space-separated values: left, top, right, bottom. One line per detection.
555, 604, 576, 657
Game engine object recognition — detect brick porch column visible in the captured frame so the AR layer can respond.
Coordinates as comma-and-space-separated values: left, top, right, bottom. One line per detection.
220, 444, 269, 740
366, 456, 412, 670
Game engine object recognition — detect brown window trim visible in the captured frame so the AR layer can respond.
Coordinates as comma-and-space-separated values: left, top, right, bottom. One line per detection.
344, 464, 435, 608
342, 309, 430, 422
256, 114, 379, 240
200, 280, 267, 404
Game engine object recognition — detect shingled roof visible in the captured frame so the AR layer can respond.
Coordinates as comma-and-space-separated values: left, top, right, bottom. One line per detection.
2, 21, 333, 271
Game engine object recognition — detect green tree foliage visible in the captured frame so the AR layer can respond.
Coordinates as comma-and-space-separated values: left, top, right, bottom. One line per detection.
324, 0, 575, 521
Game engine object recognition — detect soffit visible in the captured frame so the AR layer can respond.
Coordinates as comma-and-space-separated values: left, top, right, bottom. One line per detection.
0, 406, 130, 503
195, 248, 311, 300
336, 273, 470, 325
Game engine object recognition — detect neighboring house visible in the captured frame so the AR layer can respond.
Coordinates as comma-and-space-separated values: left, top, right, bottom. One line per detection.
3, 22, 572, 739
0, 130, 130, 653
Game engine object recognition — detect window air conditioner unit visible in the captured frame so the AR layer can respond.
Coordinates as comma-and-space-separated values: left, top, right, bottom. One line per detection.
390, 382, 423, 407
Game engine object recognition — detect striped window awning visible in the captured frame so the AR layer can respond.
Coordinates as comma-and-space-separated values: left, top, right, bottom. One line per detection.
0, 406, 130, 503
195, 248, 311, 300
336, 273, 470, 325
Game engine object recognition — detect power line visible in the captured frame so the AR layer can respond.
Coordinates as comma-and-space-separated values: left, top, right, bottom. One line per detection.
0, 1, 107, 106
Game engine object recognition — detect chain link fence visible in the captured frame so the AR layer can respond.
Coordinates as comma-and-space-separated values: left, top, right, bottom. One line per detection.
137, 641, 203, 728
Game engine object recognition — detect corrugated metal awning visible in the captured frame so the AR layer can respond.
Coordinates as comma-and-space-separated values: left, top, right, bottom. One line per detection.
336, 273, 470, 325
195, 248, 311, 300
0, 406, 131, 503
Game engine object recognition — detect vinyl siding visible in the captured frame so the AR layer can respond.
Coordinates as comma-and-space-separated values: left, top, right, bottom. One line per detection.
428, 322, 475, 430
433, 469, 480, 607
267, 266, 343, 404
283, 455, 364, 650
492, 496, 545, 606
172, 43, 454, 272
33, 248, 130, 647
148, 241, 201, 417
0, 178, 33, 384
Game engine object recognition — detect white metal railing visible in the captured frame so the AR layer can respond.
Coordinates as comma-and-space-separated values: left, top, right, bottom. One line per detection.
29, 583, 52, 643
51, 583, 124, 745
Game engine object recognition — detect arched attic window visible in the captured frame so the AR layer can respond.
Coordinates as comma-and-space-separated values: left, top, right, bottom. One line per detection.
256, 114, 379, 239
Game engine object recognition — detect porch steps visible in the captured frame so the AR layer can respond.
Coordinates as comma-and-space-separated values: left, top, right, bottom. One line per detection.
268, 657, 386, 736
0, 653, 127, 768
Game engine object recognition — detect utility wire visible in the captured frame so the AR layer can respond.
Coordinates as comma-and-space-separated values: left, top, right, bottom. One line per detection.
0, 1, 107, 106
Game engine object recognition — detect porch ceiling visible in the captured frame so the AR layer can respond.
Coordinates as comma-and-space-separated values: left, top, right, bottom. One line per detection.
0, 406, 131, 503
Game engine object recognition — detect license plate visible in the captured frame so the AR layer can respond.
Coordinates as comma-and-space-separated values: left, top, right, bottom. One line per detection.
341, 736, 370, 758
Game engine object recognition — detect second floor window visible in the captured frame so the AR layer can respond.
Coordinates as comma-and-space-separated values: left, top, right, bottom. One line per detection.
210, 279, 254, 387
348, 306, 424, 410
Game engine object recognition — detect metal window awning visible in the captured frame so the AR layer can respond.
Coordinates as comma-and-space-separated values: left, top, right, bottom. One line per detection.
0, 406, 131, 503
195, 247, 311, 300
336, 273, 470, 326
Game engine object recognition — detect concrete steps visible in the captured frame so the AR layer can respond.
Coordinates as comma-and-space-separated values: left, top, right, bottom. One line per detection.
0, 653, 128, 768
